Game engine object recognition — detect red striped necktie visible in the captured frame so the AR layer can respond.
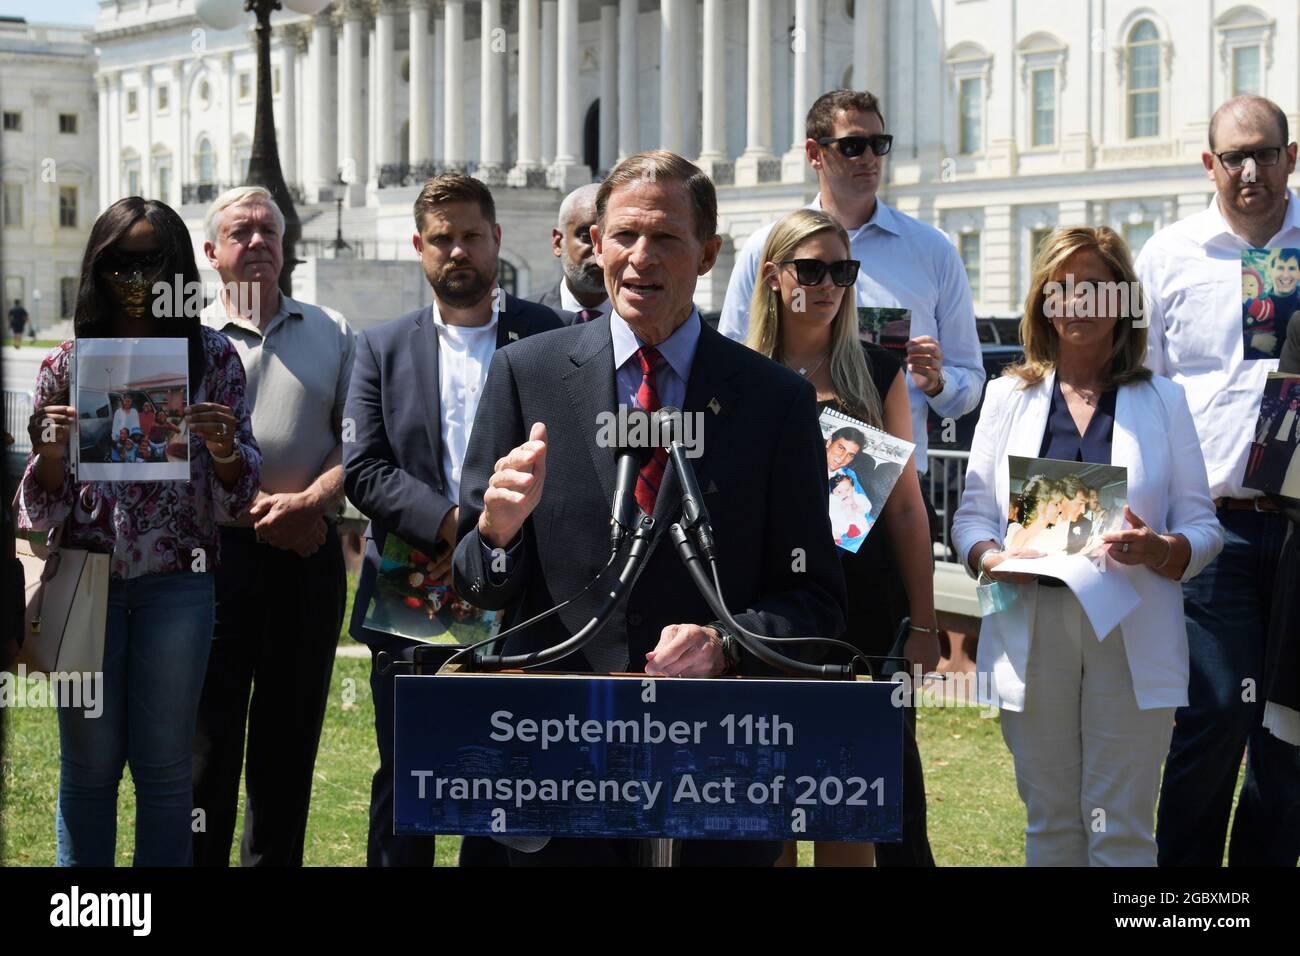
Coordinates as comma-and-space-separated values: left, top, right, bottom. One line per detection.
634, 345, 669, 515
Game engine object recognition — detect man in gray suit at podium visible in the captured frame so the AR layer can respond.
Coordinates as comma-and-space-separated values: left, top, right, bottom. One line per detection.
453, 151, 846, 866
532, 184, 612, 325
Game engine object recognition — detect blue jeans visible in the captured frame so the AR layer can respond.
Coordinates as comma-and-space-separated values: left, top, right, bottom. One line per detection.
1156, 509, 1300, 866
56, 571, 215, 866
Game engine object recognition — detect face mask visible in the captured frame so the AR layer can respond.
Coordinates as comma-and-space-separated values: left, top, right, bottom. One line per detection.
99, 248, 168, 321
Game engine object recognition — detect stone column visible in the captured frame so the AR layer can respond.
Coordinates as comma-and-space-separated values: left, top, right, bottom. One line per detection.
374, 0, 397, 178
697, 0, 726, 174
310, 11, 338, 200
508, 0, 542, 184
598, 1, 617, 173
617, 0, 637, 159
782, 0, 821, 182
279, 27, 299, 187
476, 0, 507, 182
409, 0, 431, 163
548, 0, 587, 189
658, 0, 682, 152
540, 0, 557, 164
96, 74, 110, 208
735, 0, 775, 185
443, 0, 465, 165
339, 0, 365, 198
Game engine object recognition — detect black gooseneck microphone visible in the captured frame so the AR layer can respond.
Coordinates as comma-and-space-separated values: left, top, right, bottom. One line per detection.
656, 406, 856, 680
657, 407, 716, 561
610, 445, 648, 554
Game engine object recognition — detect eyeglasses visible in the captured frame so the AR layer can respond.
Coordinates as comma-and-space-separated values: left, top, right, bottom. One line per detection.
779, 259, 861, 287
815, 134, 893, 159
1213, 147, 1284, 170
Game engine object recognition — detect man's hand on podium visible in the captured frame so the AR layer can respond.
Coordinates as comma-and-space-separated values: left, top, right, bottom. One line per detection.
479, 421, 548, 550
645, 624, 726, 678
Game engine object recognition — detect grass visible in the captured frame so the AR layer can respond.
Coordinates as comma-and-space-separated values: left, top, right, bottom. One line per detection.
2, 663, 1024, 866
0, 578, 1244, 866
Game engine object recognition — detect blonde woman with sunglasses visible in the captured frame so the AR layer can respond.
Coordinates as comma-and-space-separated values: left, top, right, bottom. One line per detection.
747, 208, 939, 867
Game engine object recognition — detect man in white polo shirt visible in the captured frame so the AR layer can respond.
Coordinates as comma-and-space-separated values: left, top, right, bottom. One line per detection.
1137, 95, 1300, 867
719, 90, 985, 868
193, 186, 356, 867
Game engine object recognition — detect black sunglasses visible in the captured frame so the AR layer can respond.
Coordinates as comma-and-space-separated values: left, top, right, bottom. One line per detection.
99, 247, 169, 276
780, 259, 861, 287
1213, 146, 1284, 170
815, 134, 893, 158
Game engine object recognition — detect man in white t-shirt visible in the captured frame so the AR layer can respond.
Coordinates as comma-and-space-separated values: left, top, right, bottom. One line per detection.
343, 173, 564, 867
1136, 94, 1300, 867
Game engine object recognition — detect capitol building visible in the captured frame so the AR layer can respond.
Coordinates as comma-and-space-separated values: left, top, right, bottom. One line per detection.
3, 0, 1299, 333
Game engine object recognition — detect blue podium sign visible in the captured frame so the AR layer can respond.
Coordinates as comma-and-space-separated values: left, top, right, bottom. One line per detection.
393, 674, 903, 842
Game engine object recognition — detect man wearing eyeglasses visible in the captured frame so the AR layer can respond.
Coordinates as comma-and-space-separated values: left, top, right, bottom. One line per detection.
1136, 94, 1300, 868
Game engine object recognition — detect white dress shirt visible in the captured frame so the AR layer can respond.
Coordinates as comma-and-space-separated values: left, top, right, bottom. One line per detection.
717, 196, 985, 470
111, 406, 141, 437
1136, 190, 1300, 498
952, 371, 1223, 711
558, 279, 612, 320
434, 301, 498, 505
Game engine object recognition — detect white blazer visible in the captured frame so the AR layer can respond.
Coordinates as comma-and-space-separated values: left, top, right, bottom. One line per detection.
951, 370, 1223, 712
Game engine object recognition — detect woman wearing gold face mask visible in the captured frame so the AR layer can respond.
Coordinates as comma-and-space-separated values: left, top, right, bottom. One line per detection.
16, 197, 263, 866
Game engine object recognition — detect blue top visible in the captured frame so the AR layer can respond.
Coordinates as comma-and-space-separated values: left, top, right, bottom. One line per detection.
1038, 376, 1117, 464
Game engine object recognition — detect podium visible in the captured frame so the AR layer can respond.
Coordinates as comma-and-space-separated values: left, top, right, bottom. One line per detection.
391, 659, 904, 846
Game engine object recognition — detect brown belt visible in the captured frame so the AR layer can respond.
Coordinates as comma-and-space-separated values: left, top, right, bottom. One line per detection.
1214, 496, 1280, 513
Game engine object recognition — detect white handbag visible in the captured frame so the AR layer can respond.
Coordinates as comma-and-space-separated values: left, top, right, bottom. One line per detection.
15, 522, 109, 676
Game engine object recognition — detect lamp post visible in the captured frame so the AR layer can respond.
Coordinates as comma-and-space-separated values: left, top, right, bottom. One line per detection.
194, 0, 330, 294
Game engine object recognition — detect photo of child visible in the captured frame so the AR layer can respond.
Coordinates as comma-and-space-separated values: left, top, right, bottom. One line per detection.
1241, 247, 1300, 360
818, 406, 915, 554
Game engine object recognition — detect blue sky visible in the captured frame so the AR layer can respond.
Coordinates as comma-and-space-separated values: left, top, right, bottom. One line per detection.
6, 1, 101, 27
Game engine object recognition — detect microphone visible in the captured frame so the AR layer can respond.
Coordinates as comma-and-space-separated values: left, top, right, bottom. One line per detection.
657, 406, 717, 561
610, 445, 648, 554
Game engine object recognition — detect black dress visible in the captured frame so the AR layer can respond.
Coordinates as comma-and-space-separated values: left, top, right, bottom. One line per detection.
819, 343, 937, 867
817, 343, 907, 658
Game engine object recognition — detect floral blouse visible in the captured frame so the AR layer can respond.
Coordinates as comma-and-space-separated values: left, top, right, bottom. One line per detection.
16, 327, 262, 580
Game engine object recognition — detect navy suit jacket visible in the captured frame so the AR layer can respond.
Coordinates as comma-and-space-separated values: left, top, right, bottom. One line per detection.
451, 312, 847, 674
344, 292, 564, 645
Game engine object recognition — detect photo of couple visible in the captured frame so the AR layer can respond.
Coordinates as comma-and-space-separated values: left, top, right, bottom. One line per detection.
1005, 456, 1128, 559
1245, 373, 1300, 501
820, 406, 914, 554
72, 338, 191, 481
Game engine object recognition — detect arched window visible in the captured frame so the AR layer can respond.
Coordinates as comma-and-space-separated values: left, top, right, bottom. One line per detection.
498, 259, 518, 297
1126, 20, 1160, 139
196, 138, 216, 184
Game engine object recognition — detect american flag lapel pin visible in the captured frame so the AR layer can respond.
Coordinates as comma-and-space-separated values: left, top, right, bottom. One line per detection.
507, 330, 519, 341
708, 397, 721, 415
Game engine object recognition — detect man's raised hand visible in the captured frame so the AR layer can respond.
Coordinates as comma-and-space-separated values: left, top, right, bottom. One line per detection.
478, 422, 548, 549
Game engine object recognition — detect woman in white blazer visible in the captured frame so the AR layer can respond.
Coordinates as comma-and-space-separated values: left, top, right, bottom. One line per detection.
952, 227, 1223, 867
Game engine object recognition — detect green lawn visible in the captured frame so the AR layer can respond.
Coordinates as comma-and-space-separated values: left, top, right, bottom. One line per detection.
0, 596, 1244, 866
3, 659, 1024, 866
